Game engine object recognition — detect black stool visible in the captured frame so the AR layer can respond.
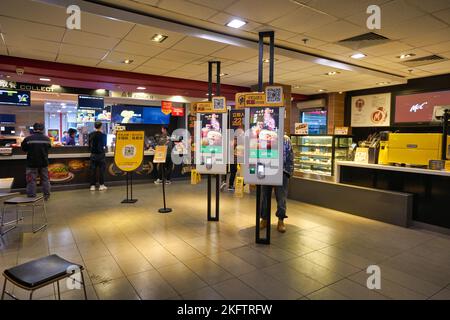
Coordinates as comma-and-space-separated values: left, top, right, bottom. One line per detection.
1, 196, 47, 235
1, 254, 87, 300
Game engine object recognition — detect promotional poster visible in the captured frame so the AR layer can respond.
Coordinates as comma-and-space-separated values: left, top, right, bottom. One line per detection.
200, 113, 223, 154
249, 107, 279, 159
351, 93, 391, 127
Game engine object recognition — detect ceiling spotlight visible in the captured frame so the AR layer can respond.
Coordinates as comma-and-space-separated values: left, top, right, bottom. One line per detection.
226, 19, 247, 29
350, 53, 366, 59
325, 71, 340, 76
205, 93, 215, 96
263, 58, 278, 63
137, 87, 146, 90
123, 59, 134, 64
6, 75, 11, 78
293, 85, 300, 89
398, 53, 416, 59
40, 77, 51, 81
318, 89, 326, 92
151, 34, 168, 43
376, 82, 391, 86
219, 73, 228, 77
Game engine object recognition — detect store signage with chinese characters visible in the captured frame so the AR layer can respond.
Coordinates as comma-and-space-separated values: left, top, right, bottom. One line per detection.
235, 87, 284, 108
153, 145, 168, 163
161, 101, 172, 115
171, 106, 184, 117
334, 127, 349, 135
294, 123, 308, 135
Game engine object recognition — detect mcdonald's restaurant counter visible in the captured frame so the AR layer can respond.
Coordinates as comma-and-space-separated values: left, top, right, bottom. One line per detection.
0, 147, 186, 191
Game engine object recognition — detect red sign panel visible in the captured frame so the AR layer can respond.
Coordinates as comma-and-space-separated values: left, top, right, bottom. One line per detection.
161, 101, 172, 115
171, 106, 184, 117
395, 90, 450, 123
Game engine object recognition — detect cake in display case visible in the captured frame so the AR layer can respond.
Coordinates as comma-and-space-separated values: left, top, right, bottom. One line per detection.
290, 135, 353, 179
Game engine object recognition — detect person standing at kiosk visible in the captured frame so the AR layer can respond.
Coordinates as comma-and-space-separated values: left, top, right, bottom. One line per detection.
89, 121, 107, 191
260, 135, 294, 233
154, 125, 173, 185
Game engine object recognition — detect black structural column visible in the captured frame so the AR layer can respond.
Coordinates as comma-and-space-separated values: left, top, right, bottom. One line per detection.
255, 31, 275, 245
207, 60, 221, 221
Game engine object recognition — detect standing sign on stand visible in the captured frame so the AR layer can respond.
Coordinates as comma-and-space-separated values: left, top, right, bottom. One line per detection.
114, 131, 144, 203
153, 145, 172, 213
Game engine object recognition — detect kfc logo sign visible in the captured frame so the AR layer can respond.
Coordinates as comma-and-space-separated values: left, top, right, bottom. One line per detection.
410, 102, 428, 113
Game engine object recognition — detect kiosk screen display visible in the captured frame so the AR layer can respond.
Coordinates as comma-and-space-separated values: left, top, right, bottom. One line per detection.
249, 107, 279, 159
200, 113, 223, 154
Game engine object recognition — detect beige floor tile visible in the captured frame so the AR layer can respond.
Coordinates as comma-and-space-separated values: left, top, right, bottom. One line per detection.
318, 246, 375, 269
249, 243, 298, 261
77, 240, 110, 261
429, 288, 450, 300
285, 257, 344, 286
84, 255, 125, 285
184, 256, 234, 285
328, 279, 388, 300
238, 269, 302, 300
164, 243, 204, 262
127, 270, 178, 300
302, 251, 361, 276
212, 278, 265, 300
57, 285, 97, 300
348, 271, 427, 300
94, 277, 140, 300
307, 287, 350, 300
262, 263, 325, 296
182, 286, 224, 300
207, 251, 257, 277
230, 246, 278, 268
113, 252, 154, 276
138, 244, 179, 269
158, 263, 208, 294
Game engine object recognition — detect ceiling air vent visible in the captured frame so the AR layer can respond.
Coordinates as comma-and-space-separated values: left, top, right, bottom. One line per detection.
337, 32, 390, 50
400, 55, 447, 67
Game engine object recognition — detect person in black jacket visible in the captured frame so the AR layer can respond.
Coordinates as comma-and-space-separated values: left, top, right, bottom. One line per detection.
154, 126, 174, 185
89, 121, 108, 191
21, 122, 51, 199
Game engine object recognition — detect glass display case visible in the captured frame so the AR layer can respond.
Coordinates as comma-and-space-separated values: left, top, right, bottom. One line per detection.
290, 135, 353, 179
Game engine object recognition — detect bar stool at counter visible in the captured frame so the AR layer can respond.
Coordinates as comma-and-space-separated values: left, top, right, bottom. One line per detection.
1, 196, 48, 236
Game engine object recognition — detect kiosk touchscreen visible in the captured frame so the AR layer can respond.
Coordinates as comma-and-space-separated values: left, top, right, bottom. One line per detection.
195, 112, 228, 174
244, 107, 284, 186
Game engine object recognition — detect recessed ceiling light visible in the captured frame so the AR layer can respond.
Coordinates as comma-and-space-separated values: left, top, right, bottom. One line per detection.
398, 53, 416, 59
40, 78, 51, 81
151, 34, 168, 43
263, 58, 279, 63
6, 75, 10, 78
205, 93, 215, 96
226, 19, 247, 29
318, 89, 326, 92
137, 87, 146, 90
350, 53, 366, 59
219, 73, 228, 77
325, 71, 340, 76
293, 85, 300, 89
123, 59, 134, 64
339, 91, 343, 94
376, 82, 391, 86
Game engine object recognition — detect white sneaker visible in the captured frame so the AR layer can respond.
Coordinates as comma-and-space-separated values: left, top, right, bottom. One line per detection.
90, 185, 96, 191
99, 185, 108, 191
154, 179, 162, 184
165, 180, 171, 185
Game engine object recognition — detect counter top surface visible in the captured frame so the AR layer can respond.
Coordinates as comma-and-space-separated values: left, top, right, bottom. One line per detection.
336, 161, 450, 177
0, 150, 155, 160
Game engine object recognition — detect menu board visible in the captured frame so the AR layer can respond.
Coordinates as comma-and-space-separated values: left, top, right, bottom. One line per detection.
351, 93, 391, 127
249, 107, 279, 159
395, 90, 450, 124
78, 95, 104, 110
230, 109, 244, 130
0, 90, 30, 106
200, 113, 223, 154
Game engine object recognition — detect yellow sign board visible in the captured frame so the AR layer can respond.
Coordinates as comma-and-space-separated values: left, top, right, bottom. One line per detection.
234, 176, 244, 198
114, 131, 144, 172
235, 87, 285, 108
235, 92, 246, 109
191, 169, 201, 185
193, 97, 227, 114
153, 145, 168, 163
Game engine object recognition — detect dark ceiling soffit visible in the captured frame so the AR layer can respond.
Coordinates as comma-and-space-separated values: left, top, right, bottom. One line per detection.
35, 0, 406, 82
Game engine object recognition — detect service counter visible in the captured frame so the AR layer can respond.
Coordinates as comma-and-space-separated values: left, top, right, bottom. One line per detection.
0, 147, 187, 191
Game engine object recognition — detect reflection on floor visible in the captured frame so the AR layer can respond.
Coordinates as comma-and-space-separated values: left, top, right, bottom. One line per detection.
1, 181, 450, 300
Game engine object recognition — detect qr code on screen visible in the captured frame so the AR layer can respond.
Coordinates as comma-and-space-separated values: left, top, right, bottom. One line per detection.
213, 98, 224, 110
266, 87, 283, 104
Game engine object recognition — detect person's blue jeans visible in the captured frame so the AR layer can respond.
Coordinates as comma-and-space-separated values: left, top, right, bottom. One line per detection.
26, 167, 50, 197
261, 173, 290, 221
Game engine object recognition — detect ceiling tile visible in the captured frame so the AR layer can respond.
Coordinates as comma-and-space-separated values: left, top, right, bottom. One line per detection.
132, 65, 170, 76
0, 0, 66, 27
170, 36, 227, 55
175, 64, 207, 74
8, 47, 56, 62
415, 60, 450, 72
96, 60, 136, 71
406, 0, 450, 13
223, 62, 257, 73
270, 7, 337, 34
252, 26, 297, 40
273, 59, 316, 72
113, 40, 166, 57
105, 51, 149, 66
163, 70, 203, 79
380, 48, 434, 63
212, 45, 258, 60
59, 44, 109, 60
56, 55, 99, 67
142, 58, 185, 69
0, 45, 7, 55
0, 16, 65, 42
360, 41, 414, 56
63, 30, 121, 50
377, 14, 448, 40
225, 0, 300, 24
304, 20, 366, 43
402, 27, 450, 47
3, 35, 60, 54
432, 8, 450, 21
81, 12, 135, 38
133, 0, 159, 5
317, 43, 354, 55
307, 0, 391, 19
159, 0, 218, 19
286, 35, 327, 49
155, 49, 204, 63
187, 0, 237, 11
208, 12, 262, 32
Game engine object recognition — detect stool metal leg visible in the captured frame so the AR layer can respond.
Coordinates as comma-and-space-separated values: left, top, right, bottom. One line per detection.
29, 290, 33, 300
1, 205, 17, 236
80, 270, 88, 300
1, 277, 6, 300
56, 281, 61, 300
32, 200, 47, 233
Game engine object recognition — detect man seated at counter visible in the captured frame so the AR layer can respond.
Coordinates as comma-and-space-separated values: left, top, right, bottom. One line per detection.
21, 122, 51, 200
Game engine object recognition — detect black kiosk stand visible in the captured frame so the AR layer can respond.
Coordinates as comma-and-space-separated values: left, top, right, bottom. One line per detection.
154, 146, 172, 213
206, 61, 221, 222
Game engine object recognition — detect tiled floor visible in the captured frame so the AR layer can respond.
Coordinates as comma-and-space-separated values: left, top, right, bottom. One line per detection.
1, 180, 450, 300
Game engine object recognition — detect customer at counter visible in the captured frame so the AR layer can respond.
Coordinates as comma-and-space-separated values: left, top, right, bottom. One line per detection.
61, 131, 69, 145
89, 121, 107, 191
154, 125, 173, 185
65, 128, 76, 146
21, 122, 51, 200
